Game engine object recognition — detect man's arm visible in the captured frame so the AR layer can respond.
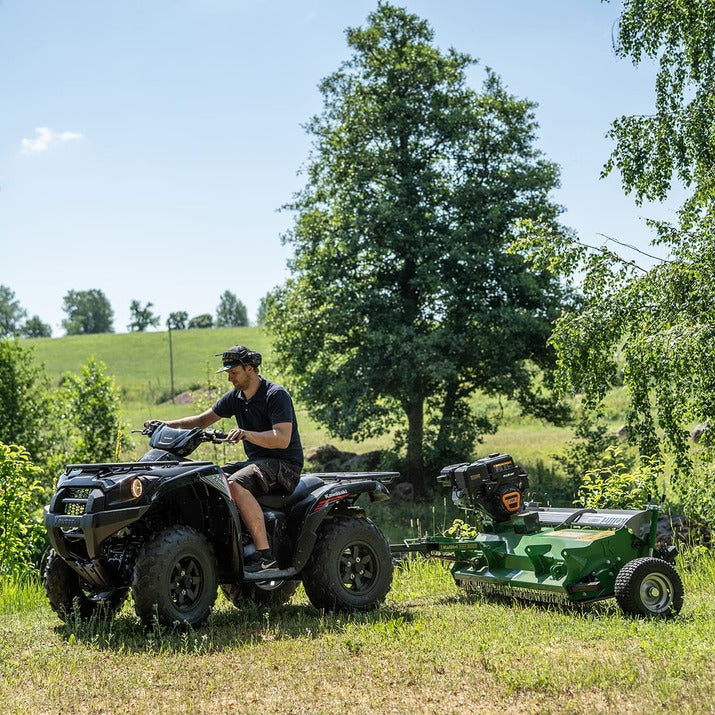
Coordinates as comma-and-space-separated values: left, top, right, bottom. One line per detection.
227, 421, 292, 449
151, 409, 221, 430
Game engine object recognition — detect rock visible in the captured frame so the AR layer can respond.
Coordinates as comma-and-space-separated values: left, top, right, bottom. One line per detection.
691, 423, 709, 442
304, 444, 342, 464
173, 391, 195, 405
340, 451, 383, 472
304, 444, 385, 475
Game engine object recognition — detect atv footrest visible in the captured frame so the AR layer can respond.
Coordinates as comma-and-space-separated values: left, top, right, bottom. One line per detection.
242, 567, 298, 582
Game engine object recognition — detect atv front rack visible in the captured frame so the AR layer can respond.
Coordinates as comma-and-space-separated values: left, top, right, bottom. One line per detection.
63, 461, 216, 474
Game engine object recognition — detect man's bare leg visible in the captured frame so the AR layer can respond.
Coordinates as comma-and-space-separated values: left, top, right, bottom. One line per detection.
230, 482, 270, 551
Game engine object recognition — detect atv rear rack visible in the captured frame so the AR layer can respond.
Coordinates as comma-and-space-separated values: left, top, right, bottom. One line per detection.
306, 471, 399, 484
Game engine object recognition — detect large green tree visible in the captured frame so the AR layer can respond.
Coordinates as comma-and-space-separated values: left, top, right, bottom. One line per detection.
267, 4, 570, 490
62, 289, 114, 335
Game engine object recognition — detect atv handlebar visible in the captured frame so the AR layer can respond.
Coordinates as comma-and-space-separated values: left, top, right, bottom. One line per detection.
136, 422, 229, 442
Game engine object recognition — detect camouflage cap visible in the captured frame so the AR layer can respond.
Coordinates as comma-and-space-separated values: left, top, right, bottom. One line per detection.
215, 345, 262, 372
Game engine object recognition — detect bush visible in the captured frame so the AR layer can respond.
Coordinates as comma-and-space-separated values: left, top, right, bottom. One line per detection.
0, 339, 44, 458
574, 446, 658, 510
56, 357, 129, 464
0, 443, 45, 577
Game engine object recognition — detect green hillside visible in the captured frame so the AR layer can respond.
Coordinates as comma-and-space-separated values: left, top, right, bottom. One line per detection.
24, 327, 398, 458
25, 327, 576, 471
26, 327, 272, 401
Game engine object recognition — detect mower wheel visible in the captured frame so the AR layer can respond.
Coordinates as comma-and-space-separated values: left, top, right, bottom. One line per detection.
614, 557, 683, 618
302, 516, 393, 612
44, 549, 127, 621
220, 580, 299, 607
132, 525, 218, 627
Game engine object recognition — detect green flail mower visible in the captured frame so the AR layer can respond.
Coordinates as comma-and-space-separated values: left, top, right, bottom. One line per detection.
392, 453, 683, 618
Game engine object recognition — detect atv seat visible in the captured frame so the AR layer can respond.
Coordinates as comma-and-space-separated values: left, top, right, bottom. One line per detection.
257, 475, 325, 509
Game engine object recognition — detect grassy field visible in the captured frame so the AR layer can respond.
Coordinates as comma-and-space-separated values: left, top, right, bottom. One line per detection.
11, 330, 714, 714
2, 553, 715, 715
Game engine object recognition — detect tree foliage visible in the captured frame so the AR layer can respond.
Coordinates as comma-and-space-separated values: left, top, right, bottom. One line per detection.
0, 339, 44, 458
215, 290, 249, 328
62, 289, 114, 335
167, 311, 188, 330
255, 294, 272, 327
0, 285, 27, 338
513, 3, 715, 500
22, 315, 52, 338
188, 313, 213, 329
0, 442, 44, 577
267, 4, 570, 489
605, 0, 715, 213
56, 357, 127, 464
128, 300, 160, 332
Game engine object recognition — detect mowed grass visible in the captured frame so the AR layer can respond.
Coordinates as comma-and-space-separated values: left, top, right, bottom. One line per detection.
2, 554, 715, 715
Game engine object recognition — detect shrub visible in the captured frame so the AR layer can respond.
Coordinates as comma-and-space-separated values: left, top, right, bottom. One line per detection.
0, 442, 45, 577
574, 446, 659, 510
55, 357, 129, 465
0, 339, 44, 458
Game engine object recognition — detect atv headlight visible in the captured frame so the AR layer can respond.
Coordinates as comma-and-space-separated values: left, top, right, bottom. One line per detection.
129, 477, 143, 499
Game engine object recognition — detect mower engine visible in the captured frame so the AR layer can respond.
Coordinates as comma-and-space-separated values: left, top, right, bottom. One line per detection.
439, 453, 528, 522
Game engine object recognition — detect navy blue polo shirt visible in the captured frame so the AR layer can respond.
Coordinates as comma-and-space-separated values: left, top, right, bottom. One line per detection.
212, 377, 303, 468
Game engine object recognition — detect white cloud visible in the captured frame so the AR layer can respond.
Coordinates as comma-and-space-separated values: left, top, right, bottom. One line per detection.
21, 126, 83, 154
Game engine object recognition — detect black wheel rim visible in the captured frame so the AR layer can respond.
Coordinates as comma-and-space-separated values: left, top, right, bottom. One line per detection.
169, 555, 204, 611
339, 542, 379, 594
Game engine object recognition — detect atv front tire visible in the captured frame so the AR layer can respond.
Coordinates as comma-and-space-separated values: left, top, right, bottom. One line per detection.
302, 516, 392, 612
614, 556, 683, 618
132, 525, 218, 627
44, 549, 127, 621
220, 580, 299, 608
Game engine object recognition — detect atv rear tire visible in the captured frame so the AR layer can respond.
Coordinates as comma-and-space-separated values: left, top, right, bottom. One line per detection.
132, 525, 218, 627
220, 580, 299, 608
43, 549, 127, 621
302, 516, 392, 612
614, 557, 683, 618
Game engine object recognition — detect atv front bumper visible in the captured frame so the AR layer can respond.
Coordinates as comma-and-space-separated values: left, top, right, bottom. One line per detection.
45, 503, 149, 558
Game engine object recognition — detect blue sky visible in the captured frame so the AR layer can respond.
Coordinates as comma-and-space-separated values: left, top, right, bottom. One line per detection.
0, 1, 681, 335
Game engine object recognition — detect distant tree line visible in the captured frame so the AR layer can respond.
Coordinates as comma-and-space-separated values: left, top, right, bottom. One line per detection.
0, 285, 256, 338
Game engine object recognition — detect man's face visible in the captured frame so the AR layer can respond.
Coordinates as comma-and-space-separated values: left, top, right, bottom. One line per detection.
227, 364, 252, 390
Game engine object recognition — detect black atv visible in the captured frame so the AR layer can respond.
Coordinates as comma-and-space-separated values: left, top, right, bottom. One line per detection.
43, 423, 396, 627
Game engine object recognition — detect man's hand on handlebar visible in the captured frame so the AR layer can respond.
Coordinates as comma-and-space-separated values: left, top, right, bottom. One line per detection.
226, 428, 246, 443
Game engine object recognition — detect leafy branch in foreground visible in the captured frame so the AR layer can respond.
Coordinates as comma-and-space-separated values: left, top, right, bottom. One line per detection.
511, 215, 715, 486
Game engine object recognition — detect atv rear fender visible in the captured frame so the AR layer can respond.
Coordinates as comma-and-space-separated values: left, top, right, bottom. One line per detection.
287, 476, 391, 572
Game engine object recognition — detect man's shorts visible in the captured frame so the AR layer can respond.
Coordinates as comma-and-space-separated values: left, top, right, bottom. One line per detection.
223, 459, 301, 497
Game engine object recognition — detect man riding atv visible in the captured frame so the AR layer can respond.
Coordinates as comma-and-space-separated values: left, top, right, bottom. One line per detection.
147, 344, 302, 573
